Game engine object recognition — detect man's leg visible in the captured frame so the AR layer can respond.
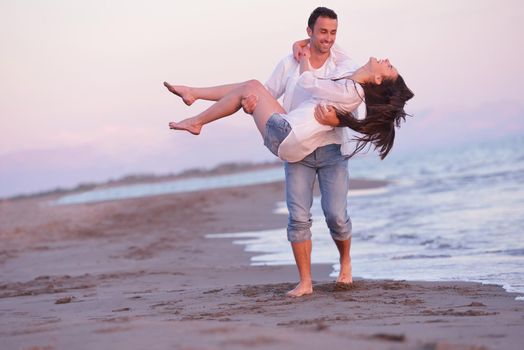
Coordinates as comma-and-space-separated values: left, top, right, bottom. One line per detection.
290, 239, 312, 295
317, 144, 353, 284
285, 157, 316, 297
332, 237, 352, 284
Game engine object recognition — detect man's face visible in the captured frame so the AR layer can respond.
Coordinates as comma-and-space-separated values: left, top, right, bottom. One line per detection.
307, 16, 338, 54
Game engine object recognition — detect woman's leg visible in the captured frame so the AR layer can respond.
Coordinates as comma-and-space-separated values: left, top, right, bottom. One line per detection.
169, 80, 285, 137
164, 81, 246, 105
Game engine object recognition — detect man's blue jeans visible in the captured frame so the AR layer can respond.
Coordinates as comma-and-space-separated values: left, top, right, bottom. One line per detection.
285, 144, 352, 243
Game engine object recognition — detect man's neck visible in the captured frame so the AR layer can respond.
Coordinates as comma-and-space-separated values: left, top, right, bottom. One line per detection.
309, 49, 331, 70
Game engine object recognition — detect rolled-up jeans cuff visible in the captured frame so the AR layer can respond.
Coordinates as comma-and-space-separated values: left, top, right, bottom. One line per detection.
287, 229, 312, 243
331, 230, 352, 241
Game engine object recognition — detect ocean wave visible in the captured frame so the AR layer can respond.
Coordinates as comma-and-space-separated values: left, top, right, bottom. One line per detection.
484, 248, 524, 256
391, 254, 452, 260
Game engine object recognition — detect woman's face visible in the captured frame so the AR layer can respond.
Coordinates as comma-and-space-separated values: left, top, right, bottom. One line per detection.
368, 57, 399, 82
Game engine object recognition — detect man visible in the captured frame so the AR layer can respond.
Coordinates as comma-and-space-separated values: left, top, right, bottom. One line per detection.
243, 7, 358, 297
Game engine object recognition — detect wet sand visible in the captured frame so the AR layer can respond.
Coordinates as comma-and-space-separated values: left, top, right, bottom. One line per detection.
0, 178, 523, 350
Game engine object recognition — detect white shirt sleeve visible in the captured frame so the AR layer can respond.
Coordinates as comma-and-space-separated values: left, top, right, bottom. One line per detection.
265, 55, 293, 99
296, 71, 362, 113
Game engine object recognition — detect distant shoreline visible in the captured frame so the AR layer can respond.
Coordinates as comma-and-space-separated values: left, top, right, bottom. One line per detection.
2, 160, 284, 201
5, 159, 391, 204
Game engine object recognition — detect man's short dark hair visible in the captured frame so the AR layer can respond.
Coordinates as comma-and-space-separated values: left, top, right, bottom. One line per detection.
307, 7, 338, 30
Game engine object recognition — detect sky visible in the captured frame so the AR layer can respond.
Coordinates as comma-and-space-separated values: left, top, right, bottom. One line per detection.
1, 0, 523, 197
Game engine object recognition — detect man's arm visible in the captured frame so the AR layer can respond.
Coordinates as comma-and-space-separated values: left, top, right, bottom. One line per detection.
264, 57, 291, 99
297, 71, 363, 127
242, 55, 294, 114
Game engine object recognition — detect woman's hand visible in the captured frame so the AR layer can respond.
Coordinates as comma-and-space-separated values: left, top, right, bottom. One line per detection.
292, 39, 310, 62
299, 46, 311, 74
241, 94, 258, 115
314, 104, 340, 127
299, 45, 311, 60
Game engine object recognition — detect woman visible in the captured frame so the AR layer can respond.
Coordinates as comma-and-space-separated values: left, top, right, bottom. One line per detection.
165, 52, 414, 162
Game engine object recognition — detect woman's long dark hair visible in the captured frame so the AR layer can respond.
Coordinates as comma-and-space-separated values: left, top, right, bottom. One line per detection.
336, 75, 414, 159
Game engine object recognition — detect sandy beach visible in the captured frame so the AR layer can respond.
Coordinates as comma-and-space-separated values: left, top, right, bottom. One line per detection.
1, 177, 523, 350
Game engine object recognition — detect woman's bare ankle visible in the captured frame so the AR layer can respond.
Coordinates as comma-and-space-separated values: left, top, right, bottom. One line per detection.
168, 118, 202, 135
163, 82, 196, 106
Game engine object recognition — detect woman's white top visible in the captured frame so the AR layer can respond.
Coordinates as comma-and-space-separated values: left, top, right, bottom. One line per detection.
277, 71, 364, 162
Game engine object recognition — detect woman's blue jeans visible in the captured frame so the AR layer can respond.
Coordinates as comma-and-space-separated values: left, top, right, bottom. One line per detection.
284, 143, 352, 243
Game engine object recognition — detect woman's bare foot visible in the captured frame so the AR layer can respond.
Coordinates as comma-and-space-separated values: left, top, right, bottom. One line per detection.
168, 117, 202, 135
286, 281, 313, 297
336, 258, 352, 284
164, 82, 196, 106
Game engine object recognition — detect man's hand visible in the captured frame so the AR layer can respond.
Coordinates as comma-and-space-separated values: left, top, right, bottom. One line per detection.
314, 104, 340, 127
241, 94, 258, 115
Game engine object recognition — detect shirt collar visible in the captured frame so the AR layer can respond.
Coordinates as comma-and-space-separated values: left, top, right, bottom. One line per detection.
310, 47, 345, 79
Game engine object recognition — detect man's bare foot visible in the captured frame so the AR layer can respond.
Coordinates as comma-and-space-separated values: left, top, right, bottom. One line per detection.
286, 281, 313, 297
163, 82, 196, 106
333, 281, 354, 291
336, 259, 352, 285
168, 118, 202, 135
